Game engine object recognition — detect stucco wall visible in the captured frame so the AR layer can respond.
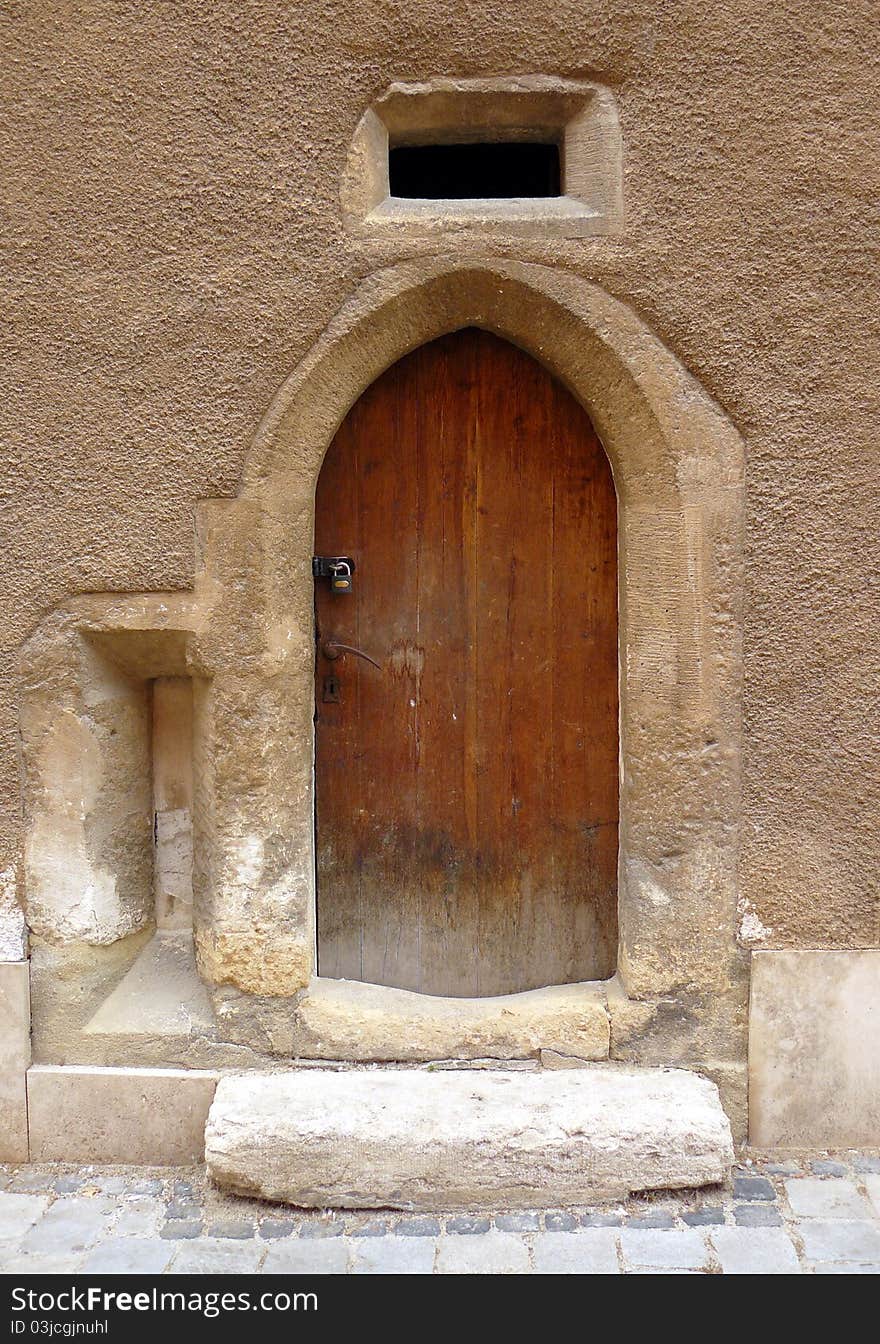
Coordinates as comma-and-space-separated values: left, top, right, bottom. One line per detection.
2, 1, 878, 952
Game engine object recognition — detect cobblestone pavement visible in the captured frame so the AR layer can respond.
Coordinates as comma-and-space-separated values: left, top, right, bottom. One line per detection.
0, 1153, 878, 1274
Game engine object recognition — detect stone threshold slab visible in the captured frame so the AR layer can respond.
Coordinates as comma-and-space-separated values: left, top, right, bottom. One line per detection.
205, 1065, 734, 1210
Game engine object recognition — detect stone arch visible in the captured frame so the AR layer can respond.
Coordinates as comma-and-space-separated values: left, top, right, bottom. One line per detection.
193, 257, 745, 1014
243, 258, 741, 510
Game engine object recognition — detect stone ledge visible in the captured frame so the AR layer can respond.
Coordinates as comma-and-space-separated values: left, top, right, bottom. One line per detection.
205, 1065, 734, 1210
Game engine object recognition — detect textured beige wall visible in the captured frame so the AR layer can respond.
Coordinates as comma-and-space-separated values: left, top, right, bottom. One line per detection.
2, 2, 878, 950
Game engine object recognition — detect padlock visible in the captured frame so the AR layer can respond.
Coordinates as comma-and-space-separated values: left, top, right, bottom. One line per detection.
330, 560, 353, 594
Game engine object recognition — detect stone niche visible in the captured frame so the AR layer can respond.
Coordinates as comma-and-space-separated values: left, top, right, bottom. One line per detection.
18, 257, 749, 1132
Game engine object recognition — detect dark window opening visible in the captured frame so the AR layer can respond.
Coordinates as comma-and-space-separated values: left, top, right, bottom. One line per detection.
389, 141, 561, 200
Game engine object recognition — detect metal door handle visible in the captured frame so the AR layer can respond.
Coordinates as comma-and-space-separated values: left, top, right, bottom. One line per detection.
321, 641, 382, 670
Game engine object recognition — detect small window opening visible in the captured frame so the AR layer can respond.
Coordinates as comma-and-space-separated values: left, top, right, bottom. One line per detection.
389, 141, 561, 200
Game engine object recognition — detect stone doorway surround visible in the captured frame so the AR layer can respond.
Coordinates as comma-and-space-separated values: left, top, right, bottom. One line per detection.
17, 259, 747, 1128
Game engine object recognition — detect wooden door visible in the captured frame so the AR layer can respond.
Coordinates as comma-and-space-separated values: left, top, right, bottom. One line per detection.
314, 329, 618, 997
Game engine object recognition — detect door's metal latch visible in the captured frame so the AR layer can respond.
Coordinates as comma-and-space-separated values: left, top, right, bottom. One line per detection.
321, 641, 382, 670
312, 555, 355, 594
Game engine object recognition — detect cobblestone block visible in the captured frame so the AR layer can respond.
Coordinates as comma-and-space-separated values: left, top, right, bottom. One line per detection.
798, 1220, 880, 1264
262, 1238, 349, 1273
207, 1219, 255, 1239
784, 1178, 871, 1220
52, 1176, 86, 1195
82, 1238, 175, 1274
447, 1215, 491, 1235
159, 1220, 203, 1240
131, 1178, 165, 1196
710, 1227, 800, 1274
734, 1204, 783, 1227
396, 1216, 442, 1237
258, 1219, 297, 1240
114, 1199, 164, 1237
682, 1207, 725, 1226
8, 1173, 53, 1194
544, 1212, 578, 1231
347, 1216, 393, 1237
299, 1217, 344, 1238
21, 1199, 111, 1255
626, 1210, 676, 1228
732, 1176, 776, 1202
350, 1236, 436, 1274
436, 1231, 531, 1275
0, 1193, 50, 1241
165, 1200, 202, 1221
532, 1230, 618, 1274
811, 1160, 849, 1177
619, 1228, 708, 1271
495, 1212, 540, 1233
169, 1238, 265, 1274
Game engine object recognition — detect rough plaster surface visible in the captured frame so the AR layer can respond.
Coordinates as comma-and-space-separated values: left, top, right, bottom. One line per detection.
2, 2, 877, 958
0, 872, 26, 962
2, 6, 878, 1141
205, 1066, 734, 1209
749, 950, 880, 1148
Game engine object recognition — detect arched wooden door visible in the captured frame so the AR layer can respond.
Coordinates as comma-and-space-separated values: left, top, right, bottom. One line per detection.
314, 328, 618, 996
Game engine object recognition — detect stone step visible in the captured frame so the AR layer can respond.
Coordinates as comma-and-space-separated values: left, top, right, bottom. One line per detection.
205, 1065, 733, 1210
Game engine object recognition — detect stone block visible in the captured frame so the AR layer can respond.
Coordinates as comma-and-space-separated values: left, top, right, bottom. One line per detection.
262, 1239, 349, 1273
27, 1065, 218, 1164
0, 1194, 50, 1244
350, 1236, 436, 1274
749, 950, 880, 1148
0, 963, 30, 1161
865, 1175, 880, 1215
0, 1075, 28, 1164
619, 1228, 708, 1271
21, 1198, 111, 1255
784, 1177, 871, 1220
206, 1065, 733, 1210
710, 1227, 801, 1274
797, 1220, 880, 1265
82, 1238, 175, 1274
435, 1231, 530, 1275
532, 1229, 619, 1274
0, 963, 30, 1071
168, 1238, 265, 1274
291, 976, 610, 1062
